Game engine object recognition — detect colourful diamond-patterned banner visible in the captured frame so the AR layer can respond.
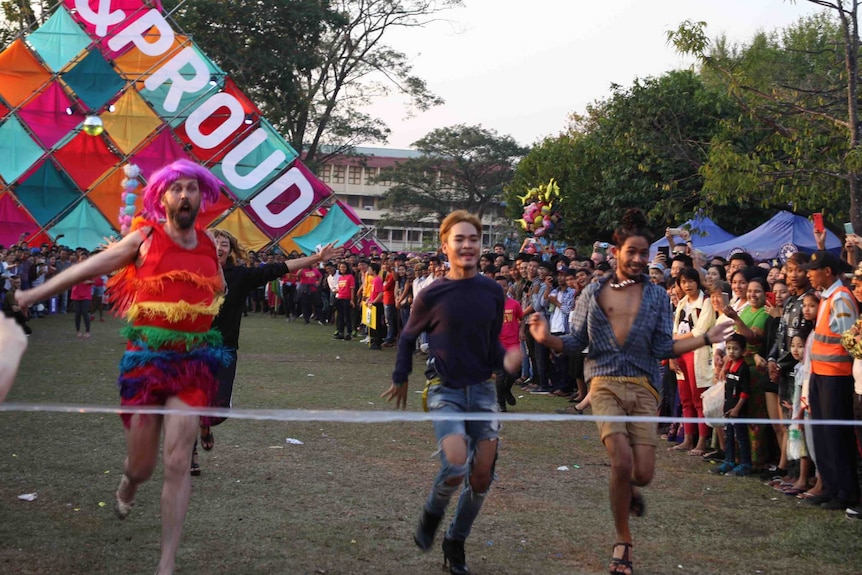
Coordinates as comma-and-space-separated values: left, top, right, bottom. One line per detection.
0, 0, 339, 252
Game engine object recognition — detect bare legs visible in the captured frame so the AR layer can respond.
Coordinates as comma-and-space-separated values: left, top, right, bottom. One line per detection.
604, 434, 655, 575
574, 390, 592, 413
765, 392, 789, 473
158, 398, 199, 574
118, 397, 199, 575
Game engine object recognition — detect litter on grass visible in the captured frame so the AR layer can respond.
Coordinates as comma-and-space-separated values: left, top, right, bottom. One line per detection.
286, 438, 304, 445
17, 492, 37, 501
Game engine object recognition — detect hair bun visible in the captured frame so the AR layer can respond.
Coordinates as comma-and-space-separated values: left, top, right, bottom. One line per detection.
621, 208, 647, 230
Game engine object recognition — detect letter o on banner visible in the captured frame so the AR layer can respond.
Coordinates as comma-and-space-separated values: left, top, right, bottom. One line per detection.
185, 92, 245, 150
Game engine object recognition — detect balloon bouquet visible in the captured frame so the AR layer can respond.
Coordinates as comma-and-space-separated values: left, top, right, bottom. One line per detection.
118, 164, 142, 235
516, 178, 562, 239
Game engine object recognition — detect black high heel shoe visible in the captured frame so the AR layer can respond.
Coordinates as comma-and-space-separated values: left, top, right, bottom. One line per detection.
442, 537, 470, 575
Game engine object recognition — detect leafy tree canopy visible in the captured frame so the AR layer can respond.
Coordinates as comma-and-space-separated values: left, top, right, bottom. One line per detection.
670, 8, 860, 230
380, 124, 528, 225
168, 0, 461, 168
507, 70, 764, 244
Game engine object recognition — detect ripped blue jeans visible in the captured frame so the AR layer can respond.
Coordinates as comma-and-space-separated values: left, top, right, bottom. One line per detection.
424, 380, 499, 542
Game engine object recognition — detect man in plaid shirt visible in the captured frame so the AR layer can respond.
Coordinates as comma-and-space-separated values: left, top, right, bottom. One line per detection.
529, 209, 732, 575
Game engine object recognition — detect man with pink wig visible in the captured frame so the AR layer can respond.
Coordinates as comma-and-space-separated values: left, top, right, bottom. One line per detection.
16, 159, 226, 575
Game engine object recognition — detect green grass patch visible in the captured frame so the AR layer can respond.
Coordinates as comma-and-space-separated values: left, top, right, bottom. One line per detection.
1, 313, 860, 574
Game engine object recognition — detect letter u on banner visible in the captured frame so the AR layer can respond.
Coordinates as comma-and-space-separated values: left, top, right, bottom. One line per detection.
248, 166, 314, 229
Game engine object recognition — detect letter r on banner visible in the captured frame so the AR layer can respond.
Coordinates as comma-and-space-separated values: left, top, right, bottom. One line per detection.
144, 47, 209, 113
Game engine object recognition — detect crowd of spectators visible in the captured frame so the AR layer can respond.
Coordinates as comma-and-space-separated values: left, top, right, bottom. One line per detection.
1, 237, 103, 337
4, 222, 861, 520
246, 227, 860, 521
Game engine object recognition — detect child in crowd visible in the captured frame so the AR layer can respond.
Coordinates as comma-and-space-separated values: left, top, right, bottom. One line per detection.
795, 291, 826, 499
713, 333, 752, 476
779, 333, 813, 495
495, 275, 523, 411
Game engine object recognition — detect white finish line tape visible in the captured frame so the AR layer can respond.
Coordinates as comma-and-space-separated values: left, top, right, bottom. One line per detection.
0, 402, 860, 427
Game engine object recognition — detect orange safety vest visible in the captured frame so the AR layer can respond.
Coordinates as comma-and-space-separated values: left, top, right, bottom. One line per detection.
810, 285, 857, 376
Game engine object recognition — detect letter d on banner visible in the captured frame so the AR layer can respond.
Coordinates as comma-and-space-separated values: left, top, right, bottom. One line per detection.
249, 167, 314, 230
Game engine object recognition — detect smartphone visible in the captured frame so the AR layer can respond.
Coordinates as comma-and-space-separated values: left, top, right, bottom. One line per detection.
766, 292, 776, 306
812, 212, 824, 233
844, 222, 855, 235
658, 246, 670, 259
721, 293, 729, 308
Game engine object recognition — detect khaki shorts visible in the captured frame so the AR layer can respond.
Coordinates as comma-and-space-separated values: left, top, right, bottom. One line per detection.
590, 376, 659, 447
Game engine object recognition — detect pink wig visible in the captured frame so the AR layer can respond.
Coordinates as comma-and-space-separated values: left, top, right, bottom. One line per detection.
142, 159, 224, 220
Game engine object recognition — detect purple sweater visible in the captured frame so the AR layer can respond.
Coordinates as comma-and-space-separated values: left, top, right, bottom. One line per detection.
392, 274, 506, 388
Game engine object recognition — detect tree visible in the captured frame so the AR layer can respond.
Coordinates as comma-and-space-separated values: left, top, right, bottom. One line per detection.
170, 0, 461, 168
0, 0, 47, 46
166, 0, 342, 151
506, 70, 754, 245
380, 124, 528, 225
669, 4, 862, 230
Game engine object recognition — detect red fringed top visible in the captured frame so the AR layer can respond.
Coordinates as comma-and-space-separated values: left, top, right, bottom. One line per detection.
107, 218, 224, 334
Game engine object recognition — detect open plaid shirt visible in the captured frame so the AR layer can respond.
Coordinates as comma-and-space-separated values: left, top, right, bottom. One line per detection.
560, 274, 675, 391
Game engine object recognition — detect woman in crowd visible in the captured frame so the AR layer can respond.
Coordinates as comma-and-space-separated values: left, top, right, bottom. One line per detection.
729, 269, 750, 311
70, 252, 94, 339
766, 265, 784, 290
756, 279, 792, 481
332, 261, 356, 341
669, 267, 716, 455
704, 263, 726, 292
724, 275, 771, 472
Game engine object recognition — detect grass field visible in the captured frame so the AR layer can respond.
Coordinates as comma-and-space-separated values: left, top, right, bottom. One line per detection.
0, 313, 860, 575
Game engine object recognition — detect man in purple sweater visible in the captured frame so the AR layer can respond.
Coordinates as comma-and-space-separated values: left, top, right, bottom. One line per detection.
383, 210, 521, 575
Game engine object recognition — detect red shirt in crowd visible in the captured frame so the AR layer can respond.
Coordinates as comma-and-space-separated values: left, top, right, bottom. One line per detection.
499, 295, 523, 351
298, 267, 321, 289
369, 274, 384, 303
336, 273, 355, 299
382, 272, 396, 305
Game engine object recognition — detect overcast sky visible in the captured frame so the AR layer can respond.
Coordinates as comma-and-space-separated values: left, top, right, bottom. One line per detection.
361, 0, 825, 150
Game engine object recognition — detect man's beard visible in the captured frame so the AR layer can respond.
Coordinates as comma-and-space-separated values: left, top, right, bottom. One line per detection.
168, 204, 199, 230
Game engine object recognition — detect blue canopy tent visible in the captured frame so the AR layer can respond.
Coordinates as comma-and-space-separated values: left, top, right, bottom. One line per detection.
650, 214, 736, 257
698, 210, 842, 260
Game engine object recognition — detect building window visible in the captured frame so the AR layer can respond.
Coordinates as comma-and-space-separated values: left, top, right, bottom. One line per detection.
319, 165, 330, 183
348, 166, 361, 185
333, 165, 345, 184
361, 196, 376, 209
379, 167, 393, 186
346, 195, 360, 208
364, 166, 378, 185
390, 229, 404, 242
